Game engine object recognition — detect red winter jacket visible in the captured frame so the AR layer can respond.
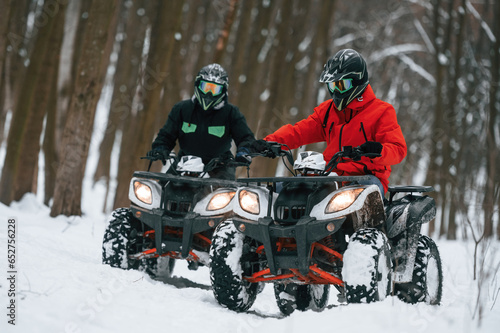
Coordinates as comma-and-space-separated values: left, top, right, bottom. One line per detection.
264, 85, 407, 193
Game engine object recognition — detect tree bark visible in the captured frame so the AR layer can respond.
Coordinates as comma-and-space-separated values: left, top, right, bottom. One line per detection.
93, 0, 149, 185
0, 0, 11, 143
0, 0, 30, 145
485, 0, 500, 238
13, 1, 66, 202
50, 0, 119, 217
113, 0, 183, 209
0, 0, 65, 205
212, 0, 238, 64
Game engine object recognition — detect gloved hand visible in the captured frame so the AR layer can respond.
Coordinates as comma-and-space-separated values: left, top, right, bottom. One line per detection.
250, 139, 277, 158
359, 141, 382, 156
146, 149, 171, 165
235, 147, 252, 165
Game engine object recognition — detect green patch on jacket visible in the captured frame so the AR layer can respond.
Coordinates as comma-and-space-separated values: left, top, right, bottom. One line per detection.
182, 122, 197, 133
208, 126, 225, 138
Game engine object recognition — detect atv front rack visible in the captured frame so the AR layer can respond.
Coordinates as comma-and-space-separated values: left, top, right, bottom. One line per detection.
237, 175, 372, 186
133, 171, 240, 187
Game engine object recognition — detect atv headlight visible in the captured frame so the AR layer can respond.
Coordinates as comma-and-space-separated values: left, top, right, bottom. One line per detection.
239, 190, 260, 214
134, 181, 152, 205
325, 188, 364, 213
207, 192, 235, 211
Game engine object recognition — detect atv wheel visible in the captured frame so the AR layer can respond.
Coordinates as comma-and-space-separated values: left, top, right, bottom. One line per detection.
343, 228, 392, 303
102, 208, 141, 269
209, 220, 259, 312
395, 235, 443, 305
274, 283, 330, 315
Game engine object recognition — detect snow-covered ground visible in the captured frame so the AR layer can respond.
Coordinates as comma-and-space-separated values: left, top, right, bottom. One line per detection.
1, 185, 499, 333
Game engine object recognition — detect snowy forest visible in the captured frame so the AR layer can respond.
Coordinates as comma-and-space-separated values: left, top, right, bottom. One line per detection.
0, 0, 499, 241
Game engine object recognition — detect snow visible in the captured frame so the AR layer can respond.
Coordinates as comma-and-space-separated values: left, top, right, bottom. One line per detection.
1, 190, 499, 333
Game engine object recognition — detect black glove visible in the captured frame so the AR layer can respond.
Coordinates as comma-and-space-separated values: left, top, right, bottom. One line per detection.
359, 141, 382, 156
250, 139, 277, 158
235, 147, 252, 165
146, 149, 171, 165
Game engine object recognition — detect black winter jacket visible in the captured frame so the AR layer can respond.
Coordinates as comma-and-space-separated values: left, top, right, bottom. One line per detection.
152, 98, 255, 178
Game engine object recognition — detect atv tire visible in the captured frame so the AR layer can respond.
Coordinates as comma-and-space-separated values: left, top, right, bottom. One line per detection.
102, 208, 141, 269
395, 235, 443, 305
209, 220, 259, 312
274, 283, 329, 315
343, 228, 392, 303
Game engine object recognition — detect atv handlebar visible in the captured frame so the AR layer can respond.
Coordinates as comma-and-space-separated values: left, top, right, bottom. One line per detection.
323, 146, 381, 175
243, 142, 294, 165
141, 153, 250, 173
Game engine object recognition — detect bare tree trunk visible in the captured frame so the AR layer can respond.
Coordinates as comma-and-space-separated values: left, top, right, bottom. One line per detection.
0, 0, 30, 144
485, 0, 500, 238
0, 0, 65, 205
13, 2, 66, 202
0, 0, 11, 141
212, 0, 238, 64
50, 0, 119, 217
113, 0, 183, 209
226, 0, 254, 107
93, 0, 149, 185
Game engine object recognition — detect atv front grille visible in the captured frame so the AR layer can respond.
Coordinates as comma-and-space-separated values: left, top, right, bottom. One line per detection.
166, 200, 191, 213
276, 205, 306, 222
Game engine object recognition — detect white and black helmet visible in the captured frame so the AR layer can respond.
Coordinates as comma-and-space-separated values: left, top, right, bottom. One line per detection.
293, 151, 326, 173
194, 63, 229, 111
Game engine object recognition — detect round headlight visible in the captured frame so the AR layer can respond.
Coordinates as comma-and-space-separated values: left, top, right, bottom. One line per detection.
134, 181, 152, 205
207, 192, 235, 211
239, 190, 260, 214
325, 188, 364, 213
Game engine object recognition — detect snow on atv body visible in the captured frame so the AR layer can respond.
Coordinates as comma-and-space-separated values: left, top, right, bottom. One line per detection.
209, 144, 443, 315
102, 154, 244, 278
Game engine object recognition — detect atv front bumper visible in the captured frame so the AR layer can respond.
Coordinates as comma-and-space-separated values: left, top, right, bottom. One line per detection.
130, 204, 225, 258
232, 215, 346, 275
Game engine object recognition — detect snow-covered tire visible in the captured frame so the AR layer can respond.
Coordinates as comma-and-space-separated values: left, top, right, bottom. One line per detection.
209, 220, 258, 312
343, 228, 392, 303
274, 283, 329, 315
102, 208, 141, 269
395, 235, 443, 305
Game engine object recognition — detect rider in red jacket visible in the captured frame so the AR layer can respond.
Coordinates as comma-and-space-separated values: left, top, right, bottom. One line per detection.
256, 49, 407, 194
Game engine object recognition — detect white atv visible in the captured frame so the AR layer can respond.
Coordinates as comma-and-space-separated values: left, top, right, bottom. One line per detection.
209, 144, 443, 315
102, 154, 248, 278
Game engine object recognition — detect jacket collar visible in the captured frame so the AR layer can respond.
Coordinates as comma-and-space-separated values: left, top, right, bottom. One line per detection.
344, 84, 375, 111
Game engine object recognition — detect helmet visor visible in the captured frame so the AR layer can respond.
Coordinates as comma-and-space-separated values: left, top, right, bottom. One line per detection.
327, 79, 353, 94
198, 80, 224, 96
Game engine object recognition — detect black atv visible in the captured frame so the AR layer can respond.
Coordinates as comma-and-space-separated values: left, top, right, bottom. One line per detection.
209, 144, 443, 315
102, 153, 248, 278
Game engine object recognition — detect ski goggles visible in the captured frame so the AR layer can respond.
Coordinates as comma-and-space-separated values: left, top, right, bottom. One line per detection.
327, 79, 354, 94
198, 80, 224, 96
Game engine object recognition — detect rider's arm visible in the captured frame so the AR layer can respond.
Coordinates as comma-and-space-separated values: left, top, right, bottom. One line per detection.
229, 106, 256, 149
264, 107, 326, 149
372, 106, 407, 165
152, 104, 182, 152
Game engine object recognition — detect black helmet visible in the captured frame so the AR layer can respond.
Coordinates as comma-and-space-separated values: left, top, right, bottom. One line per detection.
194, 63, 229, 110
319, 49, 369, 111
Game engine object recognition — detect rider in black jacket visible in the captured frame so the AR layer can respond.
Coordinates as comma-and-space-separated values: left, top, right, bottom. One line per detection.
147, 64, 255, 180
